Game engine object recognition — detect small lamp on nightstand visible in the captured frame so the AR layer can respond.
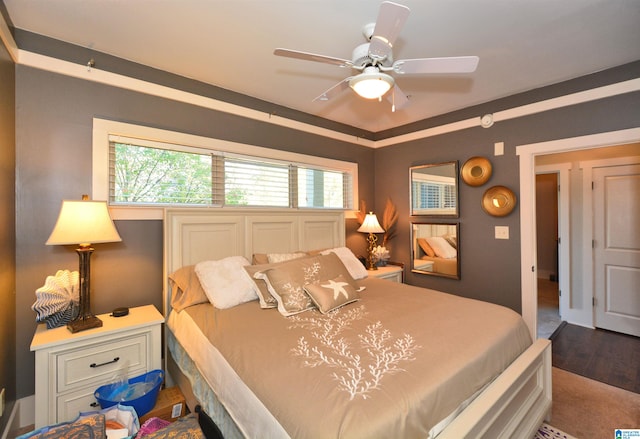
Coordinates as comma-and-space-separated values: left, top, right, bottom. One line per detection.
46, 195, 122, 333
357, 212, 385, 270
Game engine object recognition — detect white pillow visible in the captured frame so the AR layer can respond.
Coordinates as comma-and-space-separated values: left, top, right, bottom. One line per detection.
266, 252, 307, 263
320, 247, 368, 280
425, 236, 457, 259
195, 256, 258, 309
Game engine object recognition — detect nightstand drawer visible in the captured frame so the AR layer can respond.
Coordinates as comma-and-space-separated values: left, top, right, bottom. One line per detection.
57, 334, 148, 392
57, 386, 100, 422
55, 370, 142, 421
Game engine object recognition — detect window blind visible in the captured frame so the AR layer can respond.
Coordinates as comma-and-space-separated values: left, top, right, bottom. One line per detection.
108, 137, 354, 210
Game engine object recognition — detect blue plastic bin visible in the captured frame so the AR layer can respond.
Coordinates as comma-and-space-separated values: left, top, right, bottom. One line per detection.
94, 369, 164, 417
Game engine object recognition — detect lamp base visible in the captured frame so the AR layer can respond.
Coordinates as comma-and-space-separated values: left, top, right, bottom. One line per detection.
365, 232, 379, 270
67, 315, 103, 333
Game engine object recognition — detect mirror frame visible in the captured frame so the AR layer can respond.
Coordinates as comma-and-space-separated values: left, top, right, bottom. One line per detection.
411, 222, 460, 279
410, 161, 459, 217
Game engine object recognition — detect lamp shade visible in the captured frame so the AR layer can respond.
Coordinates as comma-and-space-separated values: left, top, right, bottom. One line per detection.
357, 212, 385, 234
46, 199, 122, 246
349, 67, 394, 99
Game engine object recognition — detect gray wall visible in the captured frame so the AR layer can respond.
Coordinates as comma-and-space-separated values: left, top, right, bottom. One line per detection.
0, 33, 16, 431
15, 66, 375, 399
373, 85, 640, 311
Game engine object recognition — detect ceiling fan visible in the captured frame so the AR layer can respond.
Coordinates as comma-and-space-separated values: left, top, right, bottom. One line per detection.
274, 1, 479, 111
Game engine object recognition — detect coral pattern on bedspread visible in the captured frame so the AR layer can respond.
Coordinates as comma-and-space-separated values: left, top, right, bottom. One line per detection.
289, 305, 421, 400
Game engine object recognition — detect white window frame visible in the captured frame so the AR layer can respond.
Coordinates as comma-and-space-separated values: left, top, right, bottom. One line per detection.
92, 118, 359, 220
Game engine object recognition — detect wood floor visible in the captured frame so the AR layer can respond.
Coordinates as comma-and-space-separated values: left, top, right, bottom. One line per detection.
551, 322, 640, 394
537, 278, 561, 339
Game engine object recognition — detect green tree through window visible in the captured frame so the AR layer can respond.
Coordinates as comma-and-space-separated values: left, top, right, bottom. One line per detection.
114, 143, 212, 204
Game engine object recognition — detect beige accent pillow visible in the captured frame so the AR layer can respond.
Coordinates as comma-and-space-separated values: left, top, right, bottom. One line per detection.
304, 274, 360, 314
169, 265, 210, 312
417, 238, 436, 257
254, 267, 316, 316
254, 253, 360, 316
244, 262, 287, 309
252, 253, 270, 265
317, 251, 361, 290
425, 236, 457, 259
320, 247, 368, 280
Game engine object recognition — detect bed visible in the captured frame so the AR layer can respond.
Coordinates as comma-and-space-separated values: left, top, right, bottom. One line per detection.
162, 208, 551, 438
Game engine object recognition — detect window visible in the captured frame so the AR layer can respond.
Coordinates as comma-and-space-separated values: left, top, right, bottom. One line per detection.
112, 142, 212, 205
216, 155, 290, 207
94, 119, 358, 219
297, 166, 348, 209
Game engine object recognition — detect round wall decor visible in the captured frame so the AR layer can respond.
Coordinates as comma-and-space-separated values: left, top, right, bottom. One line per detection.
461, 156, 492, 186
482, 185, 517, 217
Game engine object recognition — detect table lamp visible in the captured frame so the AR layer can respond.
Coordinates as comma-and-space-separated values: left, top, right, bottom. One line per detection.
357, 212, 385, 270
46, 195, 121, 333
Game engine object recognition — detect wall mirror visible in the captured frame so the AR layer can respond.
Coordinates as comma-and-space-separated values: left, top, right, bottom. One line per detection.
411, 222, 460, 279
410, 161, 458, 217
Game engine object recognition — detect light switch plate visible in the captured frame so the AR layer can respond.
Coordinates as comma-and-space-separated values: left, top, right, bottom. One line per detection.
494, 142, 504, 156
495, 226, 509, 239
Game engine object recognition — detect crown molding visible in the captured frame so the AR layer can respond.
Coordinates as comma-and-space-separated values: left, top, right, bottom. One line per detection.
9, 39, 640, 149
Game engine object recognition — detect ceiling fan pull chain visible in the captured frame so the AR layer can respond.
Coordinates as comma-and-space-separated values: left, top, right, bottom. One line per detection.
392, 89, 396, 112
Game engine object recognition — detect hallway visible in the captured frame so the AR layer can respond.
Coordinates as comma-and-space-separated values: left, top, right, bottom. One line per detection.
537, 277, 561, 339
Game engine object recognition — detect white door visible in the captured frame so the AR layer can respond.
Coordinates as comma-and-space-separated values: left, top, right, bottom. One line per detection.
593, 163, 640, 336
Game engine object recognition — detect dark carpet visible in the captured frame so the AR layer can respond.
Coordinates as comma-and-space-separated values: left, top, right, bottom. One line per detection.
550, 322, 640, 394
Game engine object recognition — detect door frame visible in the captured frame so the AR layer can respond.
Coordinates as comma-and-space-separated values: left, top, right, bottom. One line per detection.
516, 127, 640, 340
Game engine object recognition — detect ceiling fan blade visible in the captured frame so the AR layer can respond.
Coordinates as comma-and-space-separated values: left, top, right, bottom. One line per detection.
392, 56, 479, 75
313, 78, 352, 102
274, 48, 352, 68
386, 84, 409, 111
368, 1, 411, 61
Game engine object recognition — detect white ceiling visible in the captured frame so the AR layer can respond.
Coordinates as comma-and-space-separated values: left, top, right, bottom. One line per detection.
5, 0, 640, 133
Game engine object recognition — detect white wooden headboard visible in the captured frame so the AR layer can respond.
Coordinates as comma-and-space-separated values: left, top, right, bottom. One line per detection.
162, 208, 345, 315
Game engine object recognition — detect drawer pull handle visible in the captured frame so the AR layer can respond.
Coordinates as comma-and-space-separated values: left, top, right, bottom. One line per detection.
90, 357, 120, 368
90, 402, 100, 407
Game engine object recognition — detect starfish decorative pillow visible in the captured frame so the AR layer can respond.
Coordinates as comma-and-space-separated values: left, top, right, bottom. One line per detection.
304, 275, 360, 314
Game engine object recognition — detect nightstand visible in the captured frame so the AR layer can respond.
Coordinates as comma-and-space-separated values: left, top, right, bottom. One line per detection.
367, 264, 404, 283
31, 305, 164, 428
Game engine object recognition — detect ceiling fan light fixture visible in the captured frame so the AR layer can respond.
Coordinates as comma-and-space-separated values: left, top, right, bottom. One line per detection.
349, 67, 394, 99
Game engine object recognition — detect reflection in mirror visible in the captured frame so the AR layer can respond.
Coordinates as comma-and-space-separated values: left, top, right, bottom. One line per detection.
410, 162, 458, 217
411, 223, 460, 279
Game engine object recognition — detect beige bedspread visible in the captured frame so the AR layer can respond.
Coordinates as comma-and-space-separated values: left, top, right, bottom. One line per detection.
178, 277, 531, 438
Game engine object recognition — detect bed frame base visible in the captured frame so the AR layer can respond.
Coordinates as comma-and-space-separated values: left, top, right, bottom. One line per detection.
439, 338, 552, 438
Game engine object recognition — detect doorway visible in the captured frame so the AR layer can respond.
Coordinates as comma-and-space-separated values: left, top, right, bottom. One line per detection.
535, 172, 561, 338
517, 127, 640, 340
